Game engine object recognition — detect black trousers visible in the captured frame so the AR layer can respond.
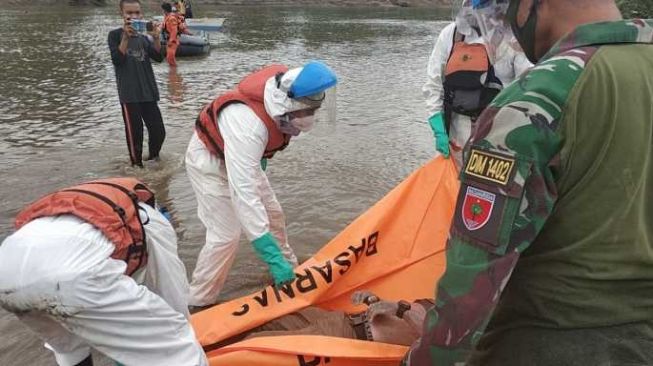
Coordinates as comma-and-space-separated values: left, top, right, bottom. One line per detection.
120, 102, 166, 166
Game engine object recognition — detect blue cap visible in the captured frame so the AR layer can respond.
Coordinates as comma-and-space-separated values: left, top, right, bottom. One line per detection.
288, 61, 338, 99
472, 0, 510, 8
471, 0, 491, 8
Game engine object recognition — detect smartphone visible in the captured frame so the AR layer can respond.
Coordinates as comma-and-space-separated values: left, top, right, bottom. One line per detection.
130, 19, 152, 34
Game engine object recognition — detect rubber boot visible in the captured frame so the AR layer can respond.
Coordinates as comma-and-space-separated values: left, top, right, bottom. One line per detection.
74, 355, 93, 366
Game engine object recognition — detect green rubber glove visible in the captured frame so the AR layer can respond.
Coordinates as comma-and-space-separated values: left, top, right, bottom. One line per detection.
252, 232, 296, 285
260, 158, 268, 171
428, 112, 450, 158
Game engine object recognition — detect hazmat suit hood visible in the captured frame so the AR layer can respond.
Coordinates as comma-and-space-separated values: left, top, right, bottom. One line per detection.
263, 67, 324, 121
454, 0, 480, 37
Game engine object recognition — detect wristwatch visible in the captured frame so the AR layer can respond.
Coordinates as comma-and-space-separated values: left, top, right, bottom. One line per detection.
396, 300, 411, 319
363, 295, 380, 306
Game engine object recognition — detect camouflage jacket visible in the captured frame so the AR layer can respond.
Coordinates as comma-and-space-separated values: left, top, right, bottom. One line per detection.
404, 19, 653, 366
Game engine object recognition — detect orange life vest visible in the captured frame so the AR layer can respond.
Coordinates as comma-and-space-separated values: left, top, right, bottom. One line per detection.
195, 65, 292, 159
15, 178, 155, 276
163, 13, 187, 37
443, 28, 502, 131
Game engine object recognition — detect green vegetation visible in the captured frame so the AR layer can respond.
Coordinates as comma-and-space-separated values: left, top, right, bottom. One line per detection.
617, 0, 653, 18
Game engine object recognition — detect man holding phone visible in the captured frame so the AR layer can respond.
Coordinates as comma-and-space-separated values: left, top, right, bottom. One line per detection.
108, 0, 166, 168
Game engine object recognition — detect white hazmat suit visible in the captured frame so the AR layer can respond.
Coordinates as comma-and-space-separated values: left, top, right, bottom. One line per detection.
186, 67, 332, 307
0, 203, 207, 366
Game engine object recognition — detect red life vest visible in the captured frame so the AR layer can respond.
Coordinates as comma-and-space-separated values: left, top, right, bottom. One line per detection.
163, 13, 187, 40
14, 178, 155, 276
443, 28, 502, 131
195, 64, 292, 159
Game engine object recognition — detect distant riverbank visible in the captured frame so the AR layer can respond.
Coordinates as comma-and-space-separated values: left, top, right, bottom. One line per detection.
6, 0, 651, 17
6, 0, 451, 7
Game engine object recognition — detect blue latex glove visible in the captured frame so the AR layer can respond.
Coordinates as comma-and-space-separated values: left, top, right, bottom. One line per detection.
428, 112, 450, 158
252, 232, 296, 285
260, 158, 268, 171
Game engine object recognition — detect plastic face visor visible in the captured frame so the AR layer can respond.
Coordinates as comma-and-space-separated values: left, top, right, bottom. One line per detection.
275, 72, 326, 103
275, 61, 337, 99
297, 91, 326, 104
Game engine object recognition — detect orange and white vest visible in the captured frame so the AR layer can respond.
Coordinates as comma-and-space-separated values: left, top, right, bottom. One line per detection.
15, 178, 155, 276
443, 28, 502, 130
195, 64, 291, 159
163, 12, 187, 42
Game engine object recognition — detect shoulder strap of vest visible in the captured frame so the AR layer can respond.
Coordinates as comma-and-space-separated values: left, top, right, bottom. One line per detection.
453, 27, 465, 43
77, 180, 150, 274
447, 26, 466, 64
444, 26, 459, 133
81, 180, 149, 275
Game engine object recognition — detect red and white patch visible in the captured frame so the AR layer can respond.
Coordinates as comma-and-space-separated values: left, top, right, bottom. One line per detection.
462, 186, 495, 231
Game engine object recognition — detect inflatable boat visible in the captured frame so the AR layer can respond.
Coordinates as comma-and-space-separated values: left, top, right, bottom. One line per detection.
185, 17, 225, 33
192, 157, 460, 366
162, 32, 210, 57
157, 17, 224, 57
153, 16, 225, 32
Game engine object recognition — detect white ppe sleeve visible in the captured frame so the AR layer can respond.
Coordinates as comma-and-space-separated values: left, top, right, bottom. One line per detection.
423, 22, 456, 118
218, 103, 271, 242
512, 51, 534, 79
140, 203, 191, 318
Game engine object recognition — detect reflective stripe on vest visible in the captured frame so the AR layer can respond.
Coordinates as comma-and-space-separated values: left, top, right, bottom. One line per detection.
195, 64, 292, 159
15, 178, 155, 276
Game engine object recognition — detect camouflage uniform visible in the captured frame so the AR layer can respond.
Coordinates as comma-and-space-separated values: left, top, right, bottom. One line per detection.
405, 19, 653, 366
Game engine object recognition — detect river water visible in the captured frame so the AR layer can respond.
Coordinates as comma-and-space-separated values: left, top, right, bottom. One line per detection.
0, 4, 448, 364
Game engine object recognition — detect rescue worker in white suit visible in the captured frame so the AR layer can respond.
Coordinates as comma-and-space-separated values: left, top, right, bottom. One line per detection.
0, 178, 207, 366
186, 61, 338, 307
424, 0, 532, 167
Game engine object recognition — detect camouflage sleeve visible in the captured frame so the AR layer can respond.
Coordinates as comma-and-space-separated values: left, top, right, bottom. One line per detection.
404, 46, 599, 365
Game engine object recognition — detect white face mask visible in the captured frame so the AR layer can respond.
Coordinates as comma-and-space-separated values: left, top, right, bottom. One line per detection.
290, 114, 316, 132
278, 115, 301, 136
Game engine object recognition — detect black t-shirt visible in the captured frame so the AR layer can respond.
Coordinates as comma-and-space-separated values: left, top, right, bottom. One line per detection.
108, 28, 163, 103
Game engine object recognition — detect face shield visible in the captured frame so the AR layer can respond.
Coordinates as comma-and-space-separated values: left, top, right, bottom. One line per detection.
289, 108, 318, 132
454, 0, 480, 38
264, 61, 338, 134
275, 107, 322, 136
471, 0, 511, 63
293, 85, 338, 129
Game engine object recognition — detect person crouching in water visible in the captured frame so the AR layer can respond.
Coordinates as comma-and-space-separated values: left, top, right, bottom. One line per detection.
0, 178, 207, 366
161, 2, 192, 67
185, 62, 338, 308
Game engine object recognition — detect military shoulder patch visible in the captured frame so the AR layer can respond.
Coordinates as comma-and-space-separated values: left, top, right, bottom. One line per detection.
454, 148, 529, 254
461, 186, 495, 231
463, 148, 516, 187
